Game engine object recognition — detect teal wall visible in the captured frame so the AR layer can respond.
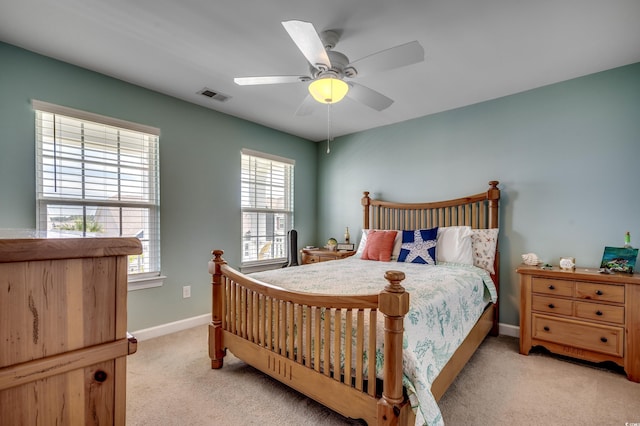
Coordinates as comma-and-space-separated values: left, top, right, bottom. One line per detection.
2, 40, 639, 331
317, 62, 640, 327
0, 42, 318, 331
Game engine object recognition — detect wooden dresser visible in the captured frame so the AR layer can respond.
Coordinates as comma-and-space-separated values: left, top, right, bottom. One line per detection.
300, 248, 356, 265
0, 231, 142, 424
517, 264, 640, 382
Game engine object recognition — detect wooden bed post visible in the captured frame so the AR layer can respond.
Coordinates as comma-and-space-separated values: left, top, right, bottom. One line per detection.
362, 191, 371, 230
487, 180, 501, 336
486, 181, 500, 229
209, 249, 227, 369
377, 271, 411, 425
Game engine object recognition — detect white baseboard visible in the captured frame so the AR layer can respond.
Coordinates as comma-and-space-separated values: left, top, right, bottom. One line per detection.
498, 322, 520, 338
132, 313, 211, 342
132, 315, 520, 342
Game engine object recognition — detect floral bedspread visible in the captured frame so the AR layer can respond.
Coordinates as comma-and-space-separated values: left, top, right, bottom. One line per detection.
250, 258, 497, 426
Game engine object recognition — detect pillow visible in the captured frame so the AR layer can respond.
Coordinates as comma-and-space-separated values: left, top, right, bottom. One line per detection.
397, 228, 439, 264
436, 226, 473, 265
361, 230, 398, 261
471, 228, 499, 274
356, 229, 403, 260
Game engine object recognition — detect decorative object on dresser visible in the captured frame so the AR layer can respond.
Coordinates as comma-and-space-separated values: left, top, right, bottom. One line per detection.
517, 264, 640, 382
0, 231, 142, 424
325, 237, 338, 251
336, 243, 355, 251
208, 180, 501, 425
600, 246, 639, 274
301, 247, 356, 264
521, 253, 542, 266
559, 256, 576, 270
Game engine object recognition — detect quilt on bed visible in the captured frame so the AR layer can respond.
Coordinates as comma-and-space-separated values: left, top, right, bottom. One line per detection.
250, 257, 497, 426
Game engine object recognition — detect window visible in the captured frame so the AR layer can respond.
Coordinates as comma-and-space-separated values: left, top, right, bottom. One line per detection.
33, 100, 162, 288
241, 149, 294, 266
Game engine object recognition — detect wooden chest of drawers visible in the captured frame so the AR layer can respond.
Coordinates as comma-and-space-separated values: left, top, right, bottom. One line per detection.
517, 265, 640, 382
0, 232, 142, 424
300, 248, 356, 265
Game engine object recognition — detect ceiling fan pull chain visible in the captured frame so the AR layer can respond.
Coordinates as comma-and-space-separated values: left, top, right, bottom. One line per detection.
327, 103, 331, 154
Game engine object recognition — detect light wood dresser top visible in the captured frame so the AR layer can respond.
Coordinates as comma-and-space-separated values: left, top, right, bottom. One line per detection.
0, 229, 142, 262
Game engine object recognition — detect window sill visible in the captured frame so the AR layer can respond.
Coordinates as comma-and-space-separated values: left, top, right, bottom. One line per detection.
240, 261, 286, 274
128, 274, 166, 291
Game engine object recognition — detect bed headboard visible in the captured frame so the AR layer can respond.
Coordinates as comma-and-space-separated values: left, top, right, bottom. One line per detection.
361, 180, 501, 335
361, 180, 500, 231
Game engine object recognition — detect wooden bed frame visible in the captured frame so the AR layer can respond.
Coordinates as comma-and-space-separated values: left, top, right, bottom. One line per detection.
209, 181, 500, 425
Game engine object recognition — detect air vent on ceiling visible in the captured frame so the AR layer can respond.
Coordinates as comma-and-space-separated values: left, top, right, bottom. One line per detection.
198, 88, 231, 102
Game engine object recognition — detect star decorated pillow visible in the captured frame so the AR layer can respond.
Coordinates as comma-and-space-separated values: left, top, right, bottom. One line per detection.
397, 228, 439, 264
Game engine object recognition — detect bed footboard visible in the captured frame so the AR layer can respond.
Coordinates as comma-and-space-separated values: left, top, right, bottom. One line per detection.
208, 250, 414, 425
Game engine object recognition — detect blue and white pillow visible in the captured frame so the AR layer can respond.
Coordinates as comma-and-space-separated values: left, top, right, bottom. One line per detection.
397, 228, 439, 264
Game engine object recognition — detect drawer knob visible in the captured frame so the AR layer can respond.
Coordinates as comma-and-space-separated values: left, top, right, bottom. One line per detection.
548, 303, 555, 309
595, 290, 603, 296
543, 326, 550, 332
94, 370, 108, 383
595, 310, 603, 316
548, 285, 555, 290
600, 337, 608, 343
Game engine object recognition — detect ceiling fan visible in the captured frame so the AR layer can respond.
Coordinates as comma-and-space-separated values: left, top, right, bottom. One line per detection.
234, 20, 424, 115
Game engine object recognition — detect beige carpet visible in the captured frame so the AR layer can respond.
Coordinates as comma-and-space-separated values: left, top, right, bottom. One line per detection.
127, 325, 640, 425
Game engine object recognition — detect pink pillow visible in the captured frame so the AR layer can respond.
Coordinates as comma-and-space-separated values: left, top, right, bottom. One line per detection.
361, 230, 398, 261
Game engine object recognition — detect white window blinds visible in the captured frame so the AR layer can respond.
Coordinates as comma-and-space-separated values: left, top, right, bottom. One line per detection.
33, 100, 161, 278
241, 149, 294, 264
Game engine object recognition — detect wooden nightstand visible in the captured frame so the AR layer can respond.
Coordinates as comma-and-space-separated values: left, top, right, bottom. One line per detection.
517, 264, 640, 382
300, 248, 356, 265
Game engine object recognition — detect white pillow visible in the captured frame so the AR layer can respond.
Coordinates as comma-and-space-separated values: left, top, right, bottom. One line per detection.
436, 226, 473, 265
356, 229, 403, 260
471, 228, 499, 274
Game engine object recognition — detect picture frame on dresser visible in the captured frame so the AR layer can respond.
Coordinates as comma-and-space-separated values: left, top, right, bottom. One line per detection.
600, 246, 639, 273
337, 243, 355, 251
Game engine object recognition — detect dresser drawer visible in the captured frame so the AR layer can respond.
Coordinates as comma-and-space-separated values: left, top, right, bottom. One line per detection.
532, 277, 574, 297
532, 314, 623, 357
301, 249, 355, 265
531, 295, 573, 316
576, 282, 624, 303
303, 255, 321, 264
575, 301, 625, 324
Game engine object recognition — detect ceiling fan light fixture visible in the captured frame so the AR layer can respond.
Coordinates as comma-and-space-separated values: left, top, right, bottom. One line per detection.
308, 77, 349, 104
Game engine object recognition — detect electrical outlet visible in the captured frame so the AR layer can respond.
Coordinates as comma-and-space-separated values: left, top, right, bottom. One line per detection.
182, 285, 191, 298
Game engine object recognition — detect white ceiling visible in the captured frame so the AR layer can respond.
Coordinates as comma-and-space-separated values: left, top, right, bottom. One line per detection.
1, 0, 639, 141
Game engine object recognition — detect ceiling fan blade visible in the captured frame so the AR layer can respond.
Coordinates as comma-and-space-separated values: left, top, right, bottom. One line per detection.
234, 76, 308, 85
346, 83, 394, 111
294, 95, 317, 116
348, 41, 424, 77
282, 20, 331, 70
